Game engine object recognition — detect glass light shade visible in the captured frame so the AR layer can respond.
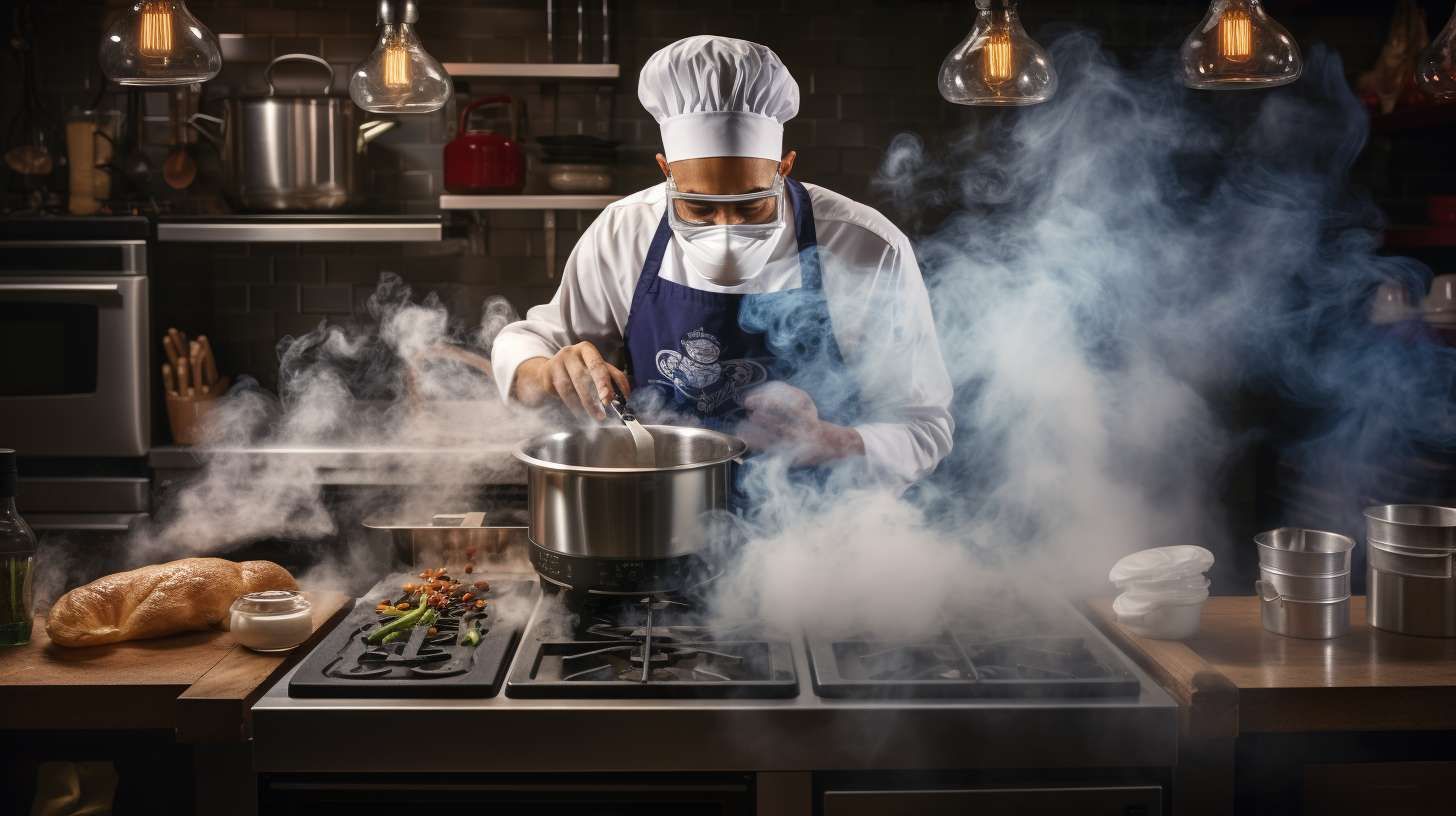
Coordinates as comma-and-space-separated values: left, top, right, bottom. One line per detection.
939, 0, 1057, 107
99, 1, 221, 86
1180, 0, 1302, 90
350, 24, 451, 114
1418, 7, 1456, 100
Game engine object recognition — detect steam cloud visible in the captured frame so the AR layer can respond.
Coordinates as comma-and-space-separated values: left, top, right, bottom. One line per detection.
36, 36, 1456, 645
708, 36, 1454, 640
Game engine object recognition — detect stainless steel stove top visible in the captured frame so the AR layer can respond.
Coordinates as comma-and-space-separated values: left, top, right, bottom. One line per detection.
252, 575, 1177, 776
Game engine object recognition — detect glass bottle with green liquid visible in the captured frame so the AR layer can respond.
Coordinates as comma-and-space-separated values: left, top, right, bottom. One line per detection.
0, 449, 36, 646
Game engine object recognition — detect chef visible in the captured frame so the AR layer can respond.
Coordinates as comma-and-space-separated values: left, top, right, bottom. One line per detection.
492, 35, 953, 489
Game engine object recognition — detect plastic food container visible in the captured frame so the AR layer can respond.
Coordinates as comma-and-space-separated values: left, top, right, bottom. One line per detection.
1109, 545, 1215, 640
1113, 591, 1208, 640
228, 590, 313, 653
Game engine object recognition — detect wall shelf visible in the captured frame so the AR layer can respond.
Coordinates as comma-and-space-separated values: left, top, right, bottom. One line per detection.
444, 63, 620, 80
1384, 225, 1456, 249
157, 216, 442, 243
439, 194, 620, 210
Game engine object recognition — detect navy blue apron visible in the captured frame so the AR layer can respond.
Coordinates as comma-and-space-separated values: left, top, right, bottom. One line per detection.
622, 178, 858, 431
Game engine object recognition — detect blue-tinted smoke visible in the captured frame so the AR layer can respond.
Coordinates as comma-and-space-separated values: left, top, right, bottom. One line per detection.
710, 33, 1456, 637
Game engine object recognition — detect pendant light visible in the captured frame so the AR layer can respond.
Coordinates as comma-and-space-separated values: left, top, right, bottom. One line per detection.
939, 0, 1057, 106
1180, 0, 1302, 90
1418, 5, 1456, 100
350, 0, 451, 114
98, 1, 221, 86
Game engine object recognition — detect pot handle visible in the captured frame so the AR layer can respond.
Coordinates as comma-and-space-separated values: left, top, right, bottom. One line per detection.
187, 113, 224, 148
458, 95, 518, 142
1255, 579, 1282, 606
357, 119, 397, 152
266, 53, 335, 97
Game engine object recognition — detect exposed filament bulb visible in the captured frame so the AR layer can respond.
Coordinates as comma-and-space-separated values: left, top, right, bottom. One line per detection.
383, 35, 411, 90
139, 0, 174, 61
983, 29, 1014, 84
1219, 8, 1253, 63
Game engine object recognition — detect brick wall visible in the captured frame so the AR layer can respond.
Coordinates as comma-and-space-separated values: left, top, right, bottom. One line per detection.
0, 0, 1437, 409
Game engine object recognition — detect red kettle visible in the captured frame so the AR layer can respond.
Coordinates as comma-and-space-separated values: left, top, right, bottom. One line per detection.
444, 96, 525, 194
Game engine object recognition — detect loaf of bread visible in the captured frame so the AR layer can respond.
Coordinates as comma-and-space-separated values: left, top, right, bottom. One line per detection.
45, 558, 297, 647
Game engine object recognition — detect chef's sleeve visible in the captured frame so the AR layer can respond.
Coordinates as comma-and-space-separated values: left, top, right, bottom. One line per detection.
490, 217, 625, 403
832, 233, 955, 489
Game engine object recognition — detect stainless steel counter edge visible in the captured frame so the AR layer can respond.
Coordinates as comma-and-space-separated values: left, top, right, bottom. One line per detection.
252, 630, 1177, 774
156, 221, 442, 243
150, 444, 525, 485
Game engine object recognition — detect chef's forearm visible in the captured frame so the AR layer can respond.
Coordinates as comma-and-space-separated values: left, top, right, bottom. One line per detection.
816, 422, 865, 462
510, 357, 553, 406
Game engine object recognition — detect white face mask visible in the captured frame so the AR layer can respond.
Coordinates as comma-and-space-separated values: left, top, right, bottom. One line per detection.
666, 173, 788, 286
673, 220, 785, 285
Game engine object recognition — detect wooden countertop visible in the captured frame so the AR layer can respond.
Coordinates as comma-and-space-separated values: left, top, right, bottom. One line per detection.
1089, 595, 1456, 735
0, 591, 347, 742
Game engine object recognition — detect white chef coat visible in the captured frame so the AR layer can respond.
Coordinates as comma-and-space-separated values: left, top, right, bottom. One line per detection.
491, 181, 955, 488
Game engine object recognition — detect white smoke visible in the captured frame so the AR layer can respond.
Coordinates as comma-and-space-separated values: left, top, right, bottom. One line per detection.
121, 272, 546, 590
709, 36, 1451, 640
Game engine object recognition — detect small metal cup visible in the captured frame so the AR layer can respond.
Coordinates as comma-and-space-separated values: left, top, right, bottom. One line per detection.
1254, 528, 1355, 575
1257, 580, 1351, 639
1258, 565, 1351, 601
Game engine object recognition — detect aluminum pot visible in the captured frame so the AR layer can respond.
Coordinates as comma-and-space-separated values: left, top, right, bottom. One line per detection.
512, 424, 746, 596
1368, 540, 1456, 638
1254, 528, 1354, 575
189, 54, 394, 212
1257, 580, 1350, 639
1258, 565, 1351, 601
1364, 504, 1456, 551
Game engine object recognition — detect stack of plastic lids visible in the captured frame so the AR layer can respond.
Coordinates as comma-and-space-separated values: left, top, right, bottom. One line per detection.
1108, 545, 1215, 640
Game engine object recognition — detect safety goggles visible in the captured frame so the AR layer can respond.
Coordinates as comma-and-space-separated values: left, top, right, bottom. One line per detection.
666, 173, 786, 231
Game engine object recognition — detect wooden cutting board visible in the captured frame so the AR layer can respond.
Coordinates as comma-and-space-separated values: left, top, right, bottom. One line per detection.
0, 591, 347, 741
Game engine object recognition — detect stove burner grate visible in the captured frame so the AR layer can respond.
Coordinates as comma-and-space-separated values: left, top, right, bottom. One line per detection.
506, 595, 798, 699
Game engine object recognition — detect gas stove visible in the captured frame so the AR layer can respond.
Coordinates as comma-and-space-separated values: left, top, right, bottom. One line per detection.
506, 595, 798, 698
253, 568, 1177, 813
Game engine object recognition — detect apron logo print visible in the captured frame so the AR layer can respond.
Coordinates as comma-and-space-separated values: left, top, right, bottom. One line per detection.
654, 327, 767, 415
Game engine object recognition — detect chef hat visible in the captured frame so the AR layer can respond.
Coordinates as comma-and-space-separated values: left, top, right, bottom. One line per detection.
638, 35, 799, 163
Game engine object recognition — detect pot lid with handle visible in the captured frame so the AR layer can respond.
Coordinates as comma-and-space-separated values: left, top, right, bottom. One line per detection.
237, 53, 345, 99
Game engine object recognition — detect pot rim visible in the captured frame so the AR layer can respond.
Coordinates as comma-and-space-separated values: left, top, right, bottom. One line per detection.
1363, 504, 1456, 529
1254, 527, 1355, 555
513, 425, 747, 475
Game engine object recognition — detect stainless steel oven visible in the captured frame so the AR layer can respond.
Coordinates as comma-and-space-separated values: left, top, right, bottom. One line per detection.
0, 238, 149, 458
0, 218, 152, 531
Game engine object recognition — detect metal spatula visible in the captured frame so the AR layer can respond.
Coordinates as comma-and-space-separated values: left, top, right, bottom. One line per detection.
604, 390, 655, 467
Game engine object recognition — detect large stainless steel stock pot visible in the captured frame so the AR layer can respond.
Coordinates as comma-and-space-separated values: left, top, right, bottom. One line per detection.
513, 425, 746, 596
189, 54, 394, 212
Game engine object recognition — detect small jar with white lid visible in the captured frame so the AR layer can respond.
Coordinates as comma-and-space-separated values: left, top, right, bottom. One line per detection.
228, 590, 313, 653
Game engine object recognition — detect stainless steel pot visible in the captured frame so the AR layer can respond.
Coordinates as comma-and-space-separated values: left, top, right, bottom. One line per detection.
1365, 505, 1456, 637
1257, 580, 1350, 639
1367, 542, 1456, 640
189, 54, 394, 212
1258, 565, 1350, 601
1365, 504, 1456, 550
1254, 528, 1354, 575
513, 424, 747, 595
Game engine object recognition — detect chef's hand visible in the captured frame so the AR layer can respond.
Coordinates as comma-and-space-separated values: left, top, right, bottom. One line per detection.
738, 382, 865, 466
513, 342, 630, 421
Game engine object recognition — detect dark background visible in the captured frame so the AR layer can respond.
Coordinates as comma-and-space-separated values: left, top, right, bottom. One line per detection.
2, 0, 1451, 390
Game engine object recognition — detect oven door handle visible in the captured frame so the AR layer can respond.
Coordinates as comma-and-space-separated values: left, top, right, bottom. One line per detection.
0, 283, 123, 305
